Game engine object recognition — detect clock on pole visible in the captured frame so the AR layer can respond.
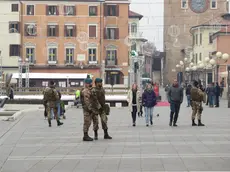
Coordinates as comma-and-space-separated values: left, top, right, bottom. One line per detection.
189, 0, 209, 13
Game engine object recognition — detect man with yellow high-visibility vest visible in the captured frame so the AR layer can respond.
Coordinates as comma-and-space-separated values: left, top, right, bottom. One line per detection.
75, 89, 81, 108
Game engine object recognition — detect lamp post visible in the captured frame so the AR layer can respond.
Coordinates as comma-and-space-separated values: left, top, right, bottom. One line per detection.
18, 57, 23, 92
25, 58, 30, 89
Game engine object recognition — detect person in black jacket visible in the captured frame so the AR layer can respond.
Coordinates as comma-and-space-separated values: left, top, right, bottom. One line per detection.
186, 84, 192, 107
215, 82, 221, 107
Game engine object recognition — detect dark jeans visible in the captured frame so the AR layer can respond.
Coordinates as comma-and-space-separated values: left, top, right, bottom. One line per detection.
138, 105, 143, 117
132, 106, 137, 123
206, 95, 209, 105
186, 95, 191, 107
215, 95, 219, 107
170, 102, 181, 124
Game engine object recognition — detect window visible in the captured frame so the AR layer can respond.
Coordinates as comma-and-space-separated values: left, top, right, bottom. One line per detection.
106, 50, 117, 66
181, 0, 187, 8
9, 44, 20, 56
64, 25, 75, 37
48, 48, 57, 62
42, 81, 48, 87
106, 5, 119, 16
25, 24, 37, 36
9, 22, 19, 33
199, 53, 202, 61
209, 33, 213, 44
195, 53, 198, 64
88, 48, 97, 63
65, 48, 74, 63
89, 6, 97, 16
11, 4, 18, 12
47, 25, 58, 37
47, 6, 58, 15
200, 33, 202, 45
26, 47, 35, 63
131, 23, 137, 34
131, 44, 136, 51
211, 0, 217, 9
89, 25, 96, 38
64, 6, 75, 16
59, 82, 66, 87
26, 5, 34, 15
195, 34, 198, 45
105, 28, 119, 39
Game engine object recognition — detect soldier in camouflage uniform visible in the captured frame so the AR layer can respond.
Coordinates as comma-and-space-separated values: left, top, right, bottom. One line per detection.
190, 80, 205, 126
81, 78, 101, 141
93, 78, 112, 140
43, 81, 63, 127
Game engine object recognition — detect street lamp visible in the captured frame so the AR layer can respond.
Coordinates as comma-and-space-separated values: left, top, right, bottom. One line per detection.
18, 57, 23, 92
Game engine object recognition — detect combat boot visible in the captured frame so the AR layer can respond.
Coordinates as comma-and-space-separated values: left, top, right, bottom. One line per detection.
48, 119, 51, 127
94, 130, 98, 140
104, 129, 112, 139
192, 119, 197, 126
57, 120, 63, 126
198, 120, 205, 126
83, 132, 93, 141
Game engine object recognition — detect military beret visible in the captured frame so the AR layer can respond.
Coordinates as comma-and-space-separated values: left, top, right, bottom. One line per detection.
84, 78, 92, 84
95, 78, 103, 83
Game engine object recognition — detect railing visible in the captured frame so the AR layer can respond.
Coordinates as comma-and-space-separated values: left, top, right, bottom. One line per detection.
1, 86, 129, 95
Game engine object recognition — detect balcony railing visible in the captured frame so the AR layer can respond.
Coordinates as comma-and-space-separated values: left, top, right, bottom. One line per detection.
105, 59, 117, 66
129, 32, 144, 39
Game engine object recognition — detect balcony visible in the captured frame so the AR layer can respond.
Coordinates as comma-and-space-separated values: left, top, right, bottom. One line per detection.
88, 60, 98, 65
105, 59, 117, 66
129, 32, 147, 42
47, 60, 57, 65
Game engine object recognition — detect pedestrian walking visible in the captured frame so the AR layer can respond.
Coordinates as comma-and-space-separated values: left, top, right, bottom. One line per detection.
207, 83, 215, 107
215, 82, 221, 107
142, 83, 157, 126
167, 79, 183, 127
92, 78, 112, 140
81, 78, 101, 141
127, 83, 141, 126
43, 81, 63, 127
190, 80, 205, 126
186, 84, 192, 107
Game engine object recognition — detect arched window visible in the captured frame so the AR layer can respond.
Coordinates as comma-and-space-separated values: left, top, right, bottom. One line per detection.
131, 23, 137, 34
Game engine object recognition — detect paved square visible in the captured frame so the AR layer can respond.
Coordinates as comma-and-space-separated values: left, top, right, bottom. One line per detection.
0, 100, 230, 172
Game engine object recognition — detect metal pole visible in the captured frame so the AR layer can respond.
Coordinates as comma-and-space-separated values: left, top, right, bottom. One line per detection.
18, 58, 22, 92
25, 60, 29, 88
216, 64, 219, 83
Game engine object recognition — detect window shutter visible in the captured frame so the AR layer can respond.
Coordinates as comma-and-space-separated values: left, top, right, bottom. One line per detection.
105, 50, 108, 65
18, 45, 21, 56
115, 28, 119, 39
73, 25, 76, 37
56, 6, 59, 15
73, 6, 76, 15
95, 6, 98, 15
115, 50, 117, 65
64, 5, 66, 16
56, 25, 59, 36
47, 25, 49, 36
116, 5, 119, 17
104, 4, 107, 16
24, 24, 28, 36
104, 28, 106, 39
46, 5, 48, 15
18, 22, 20, 33
9, 45, 12, 56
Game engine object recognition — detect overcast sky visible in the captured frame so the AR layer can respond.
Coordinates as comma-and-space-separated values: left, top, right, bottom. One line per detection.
130, 0, 164, 51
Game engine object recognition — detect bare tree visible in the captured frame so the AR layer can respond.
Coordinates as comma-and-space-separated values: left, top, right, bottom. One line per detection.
142, 41, 156, 56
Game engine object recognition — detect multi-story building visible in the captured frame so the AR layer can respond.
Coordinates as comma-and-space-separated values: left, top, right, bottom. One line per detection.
0, 0, 20, 78
128, 10, 147, 86
164, 0, 228, 83
16, 0, 129, 87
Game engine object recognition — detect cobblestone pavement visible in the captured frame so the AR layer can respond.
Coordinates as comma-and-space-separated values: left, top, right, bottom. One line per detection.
0, 100, 230, 172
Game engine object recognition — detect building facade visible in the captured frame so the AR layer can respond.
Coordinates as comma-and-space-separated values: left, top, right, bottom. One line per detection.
17, 0, 130, 87
128, 10, 147, 87
0, 0, 21, 78
164, 0, 228, 83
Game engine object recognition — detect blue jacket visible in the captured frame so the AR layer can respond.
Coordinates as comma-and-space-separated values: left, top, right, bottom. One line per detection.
142, 89, 157, 107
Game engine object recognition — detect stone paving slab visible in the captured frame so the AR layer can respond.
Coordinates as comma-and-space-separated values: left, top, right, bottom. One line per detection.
0, 100, 230, 172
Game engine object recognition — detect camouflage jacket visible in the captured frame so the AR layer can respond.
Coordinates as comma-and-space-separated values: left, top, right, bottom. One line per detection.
81, 87, 101, 113
191, 87, 205, 103
43, 87, 59, 108
94, 86, 106, 108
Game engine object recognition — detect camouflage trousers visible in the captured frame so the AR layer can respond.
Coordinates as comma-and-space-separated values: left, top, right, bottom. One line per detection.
191, 101, 202, 120
93, 111, 108, 131
46, 106, 58, 121
83, 110, 98, 133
